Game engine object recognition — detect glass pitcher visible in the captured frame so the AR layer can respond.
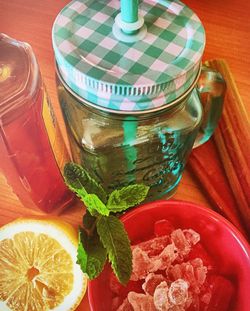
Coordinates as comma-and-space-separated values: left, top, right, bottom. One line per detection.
52, 0, 225, 200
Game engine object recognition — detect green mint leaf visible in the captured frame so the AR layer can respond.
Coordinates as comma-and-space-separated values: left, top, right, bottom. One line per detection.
97, 215, 132, 285
64, 163, 88, 200
83, 194, 110, 216
77, 227, 107, 280
77, 229, 88, 272
82, 210, 96, 230
64, 163, 107, 203
107, 184, 150, 212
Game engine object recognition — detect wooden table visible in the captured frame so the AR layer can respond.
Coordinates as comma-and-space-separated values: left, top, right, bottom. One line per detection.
0, 0, 249, 310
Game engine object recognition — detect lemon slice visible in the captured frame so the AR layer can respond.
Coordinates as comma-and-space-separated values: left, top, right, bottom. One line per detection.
0, 218, 87, 311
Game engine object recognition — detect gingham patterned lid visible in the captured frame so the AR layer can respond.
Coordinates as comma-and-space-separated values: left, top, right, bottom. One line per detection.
52, 0, 205, 112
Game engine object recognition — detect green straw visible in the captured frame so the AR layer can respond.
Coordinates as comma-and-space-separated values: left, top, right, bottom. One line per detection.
122, 116, 138, 182
121, 0, 139, 23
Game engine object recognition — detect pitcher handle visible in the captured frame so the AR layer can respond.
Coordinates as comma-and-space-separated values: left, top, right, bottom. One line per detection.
194, 65, 226, 148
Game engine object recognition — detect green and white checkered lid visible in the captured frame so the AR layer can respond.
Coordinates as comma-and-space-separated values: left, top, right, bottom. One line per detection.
52, 0, 205, 112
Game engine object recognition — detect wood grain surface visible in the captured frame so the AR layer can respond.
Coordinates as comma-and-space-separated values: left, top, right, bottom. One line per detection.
0, 1, 249, 310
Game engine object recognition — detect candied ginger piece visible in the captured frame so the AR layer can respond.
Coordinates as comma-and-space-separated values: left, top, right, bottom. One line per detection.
158, 243, 178, 270
191, 258, 207, 285
169, 264, 195, 294
153, 281, 169, 311
142, 273, 166, 296
169, 259, 208, 294
171, 229, 191, 258
154, 219, 174, 237
132, 235, 170, 256
128, 292, 157, 311
131, 243, 177, 281
183, 229, 200, 246
131, 247, 161, 281
168, 263, 182, 280
130, 247, 163, 281
131, 247, 152, 281
169, 262, 195, 286
168, 279, 189, 306
117, 298, 133, 311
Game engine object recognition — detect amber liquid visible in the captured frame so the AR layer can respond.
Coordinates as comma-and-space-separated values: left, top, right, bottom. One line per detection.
0, 89, 73, 213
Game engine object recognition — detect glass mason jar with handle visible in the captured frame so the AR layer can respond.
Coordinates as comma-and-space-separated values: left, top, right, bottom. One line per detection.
52, 0, 225, 200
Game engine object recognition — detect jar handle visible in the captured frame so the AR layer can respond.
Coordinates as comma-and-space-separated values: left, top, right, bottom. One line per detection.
193, 65, 226, 148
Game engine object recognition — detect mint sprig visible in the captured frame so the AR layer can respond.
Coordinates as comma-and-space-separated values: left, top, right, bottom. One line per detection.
107, 184, 150, 213
97, 215, 132, 285
83, 194, 110, 216
64, 162, 107, 203
77, 227, 107, 279
82, 210, 97, 230
64, 162, 149, 284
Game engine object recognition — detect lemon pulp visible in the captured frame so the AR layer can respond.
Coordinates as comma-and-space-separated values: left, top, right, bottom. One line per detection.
0, 219, 87, 311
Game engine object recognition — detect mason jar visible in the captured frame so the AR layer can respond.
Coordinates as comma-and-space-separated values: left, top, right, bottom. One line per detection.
52, 0, 225, 200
